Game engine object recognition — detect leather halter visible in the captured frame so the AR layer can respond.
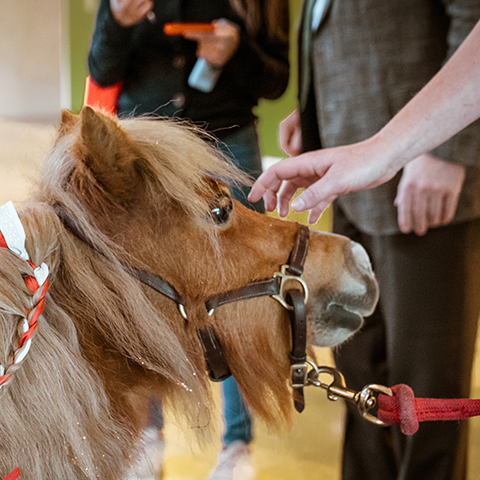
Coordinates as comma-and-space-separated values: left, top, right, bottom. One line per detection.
54, 205, 310, 412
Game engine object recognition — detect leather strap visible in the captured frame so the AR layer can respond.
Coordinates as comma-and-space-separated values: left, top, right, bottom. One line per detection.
197, 327, 231, 382
287, 224, 310, 277
130, 267, 185, 306
287, 289, 307, 413
206, 277, 281, 310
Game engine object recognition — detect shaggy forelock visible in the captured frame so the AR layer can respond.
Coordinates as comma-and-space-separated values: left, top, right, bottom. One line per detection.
119, 118, 250, 219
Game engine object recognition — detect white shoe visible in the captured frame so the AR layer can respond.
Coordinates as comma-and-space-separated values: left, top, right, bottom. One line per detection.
126, 427, 165, 480
206, 441, 255, 480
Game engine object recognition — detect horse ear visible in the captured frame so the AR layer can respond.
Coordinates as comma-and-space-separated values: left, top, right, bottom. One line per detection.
72, 106, 143, 205
57, 110, 80, 138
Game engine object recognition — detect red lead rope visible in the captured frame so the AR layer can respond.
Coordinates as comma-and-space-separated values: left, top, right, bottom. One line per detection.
2, 469, 20, 480
378, 384, 480, 436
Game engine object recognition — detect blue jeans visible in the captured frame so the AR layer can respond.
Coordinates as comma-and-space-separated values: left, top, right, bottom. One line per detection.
216, 124, 263, 445
148, 124, 261, 445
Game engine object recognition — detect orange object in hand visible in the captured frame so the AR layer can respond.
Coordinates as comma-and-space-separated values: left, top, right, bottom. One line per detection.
163, 22, 215, 36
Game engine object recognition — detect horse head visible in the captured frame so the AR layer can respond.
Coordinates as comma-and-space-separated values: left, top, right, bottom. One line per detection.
0, 107, 378, 479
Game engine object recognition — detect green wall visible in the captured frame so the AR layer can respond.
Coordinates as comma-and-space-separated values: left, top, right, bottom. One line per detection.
69, 0, 96, 113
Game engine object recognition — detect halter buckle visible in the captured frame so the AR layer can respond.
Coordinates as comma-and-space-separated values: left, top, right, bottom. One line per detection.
291, 362, 309, 388
272, 265, 309, 310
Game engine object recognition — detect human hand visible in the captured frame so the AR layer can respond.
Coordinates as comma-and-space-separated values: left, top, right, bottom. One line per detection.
109, 0, 153, 27
183, 19, 240, 67
248, 138, 399, 224
279, 109, 302, 157
394, 153, 465, 236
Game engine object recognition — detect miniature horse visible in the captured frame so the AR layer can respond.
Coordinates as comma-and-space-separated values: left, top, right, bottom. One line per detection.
0, 107, 378, 479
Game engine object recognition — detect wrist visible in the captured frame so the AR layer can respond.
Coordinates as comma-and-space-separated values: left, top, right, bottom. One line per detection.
368, 127, 415, 175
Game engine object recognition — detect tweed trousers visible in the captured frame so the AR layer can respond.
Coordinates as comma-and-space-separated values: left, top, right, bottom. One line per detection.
332, 203, 480, 480
298, 1, 480, 477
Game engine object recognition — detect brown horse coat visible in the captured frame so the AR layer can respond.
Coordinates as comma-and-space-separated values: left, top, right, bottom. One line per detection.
0, 108, 378, 479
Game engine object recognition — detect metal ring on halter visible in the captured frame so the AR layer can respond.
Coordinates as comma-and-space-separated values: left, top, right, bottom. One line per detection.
272, 264, 309, 310
357, 384, 393, 426
178, 303, 215, 320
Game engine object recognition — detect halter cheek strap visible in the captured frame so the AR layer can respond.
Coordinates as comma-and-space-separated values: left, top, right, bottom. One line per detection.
0, 201, 49, 389
55, 205, 311, 412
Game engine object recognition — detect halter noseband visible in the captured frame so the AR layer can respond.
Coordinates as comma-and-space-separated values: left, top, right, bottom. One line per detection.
54, 205, 310, 413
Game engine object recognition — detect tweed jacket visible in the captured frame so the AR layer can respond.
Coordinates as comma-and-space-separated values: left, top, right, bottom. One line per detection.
299, 0, 480, 235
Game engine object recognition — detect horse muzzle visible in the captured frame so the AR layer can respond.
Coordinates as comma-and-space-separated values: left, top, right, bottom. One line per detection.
306, 239, 379, 348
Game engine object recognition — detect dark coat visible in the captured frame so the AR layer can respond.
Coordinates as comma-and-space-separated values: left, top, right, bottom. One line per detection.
88, 0, 289, 136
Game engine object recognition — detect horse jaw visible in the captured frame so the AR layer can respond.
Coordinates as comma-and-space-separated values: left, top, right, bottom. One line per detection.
306, 236, 379, 347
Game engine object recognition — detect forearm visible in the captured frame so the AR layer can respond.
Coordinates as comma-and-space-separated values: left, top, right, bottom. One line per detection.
371, 20, 480, 171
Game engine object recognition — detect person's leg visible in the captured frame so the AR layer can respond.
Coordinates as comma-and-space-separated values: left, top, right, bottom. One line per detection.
129, 395, 165, 480
334, 207, 480, 480
374, 219, 480, 480
221, 376, 253, 445
332, 203, 398, 480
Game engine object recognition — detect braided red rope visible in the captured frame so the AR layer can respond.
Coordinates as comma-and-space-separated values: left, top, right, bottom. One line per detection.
2, 468, 20, 480
0, 232, 49, 388
19, 264, 49, 347
378, 384, 480, 435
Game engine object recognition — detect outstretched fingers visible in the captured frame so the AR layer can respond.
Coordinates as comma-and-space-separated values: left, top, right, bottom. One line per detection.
248, 169, 284, 205
249, 152, 330, 205
250, 139, 403, 223
277, 181, 300, 217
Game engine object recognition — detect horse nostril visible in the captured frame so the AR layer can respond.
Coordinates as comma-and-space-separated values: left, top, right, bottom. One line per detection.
350, 241, 372, 274
325, 304, 363, 333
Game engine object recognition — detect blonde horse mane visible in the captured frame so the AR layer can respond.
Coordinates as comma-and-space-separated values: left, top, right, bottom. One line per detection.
0, 115, 251, 478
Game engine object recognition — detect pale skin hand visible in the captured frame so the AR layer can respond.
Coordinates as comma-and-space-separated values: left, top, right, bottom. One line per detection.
263, 111, 465, 232
249, 136, 400, 224
110, 0, 153, 27
394, 154, 465, 236
279, 108, 302, 158
249, 21, 480, 223
183, 19, 240, 68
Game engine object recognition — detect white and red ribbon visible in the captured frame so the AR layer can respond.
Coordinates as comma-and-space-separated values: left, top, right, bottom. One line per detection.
0, 201, 49, 389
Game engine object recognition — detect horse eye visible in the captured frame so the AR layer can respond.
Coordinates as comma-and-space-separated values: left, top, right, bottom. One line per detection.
210, 202, 232, 225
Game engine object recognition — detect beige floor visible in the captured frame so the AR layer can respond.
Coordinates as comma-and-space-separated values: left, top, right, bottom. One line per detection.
1, 119, 480, 480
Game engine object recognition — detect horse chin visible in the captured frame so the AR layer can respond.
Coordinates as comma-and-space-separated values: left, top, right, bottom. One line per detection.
309, 304, 364, 347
